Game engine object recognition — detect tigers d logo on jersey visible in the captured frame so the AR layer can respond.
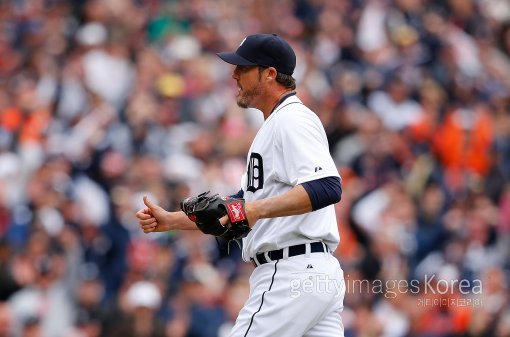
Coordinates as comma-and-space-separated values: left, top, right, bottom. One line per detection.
247, 153, 263, 192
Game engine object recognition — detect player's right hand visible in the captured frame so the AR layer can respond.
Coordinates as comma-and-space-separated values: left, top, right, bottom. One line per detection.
136, 207, 157, 233
136, 196, 166, 233
136, 196, 205, 233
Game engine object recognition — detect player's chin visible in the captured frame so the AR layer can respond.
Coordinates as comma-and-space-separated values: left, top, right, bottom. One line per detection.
236, 98, 249, 109
237, 102, 249, 109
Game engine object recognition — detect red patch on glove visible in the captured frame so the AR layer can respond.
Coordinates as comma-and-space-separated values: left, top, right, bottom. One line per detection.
227, 201, 246, 222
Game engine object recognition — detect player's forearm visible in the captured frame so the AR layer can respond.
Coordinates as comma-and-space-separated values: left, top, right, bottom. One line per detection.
147, 211, 199, 232
139, 196, 200, 233
163, 211, 199, 231
247, 185, 312, 224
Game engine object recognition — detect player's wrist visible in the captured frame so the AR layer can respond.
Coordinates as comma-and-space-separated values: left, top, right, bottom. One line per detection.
246, 200, 264, 227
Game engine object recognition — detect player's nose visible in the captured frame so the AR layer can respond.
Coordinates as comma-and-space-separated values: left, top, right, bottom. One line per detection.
232, 66, 241, 80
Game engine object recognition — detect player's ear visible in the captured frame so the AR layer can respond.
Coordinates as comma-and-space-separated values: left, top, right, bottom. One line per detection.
266, 67, 277, 81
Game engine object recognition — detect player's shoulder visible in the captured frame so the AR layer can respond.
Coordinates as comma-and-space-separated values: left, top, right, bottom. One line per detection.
274, 96, 319, 123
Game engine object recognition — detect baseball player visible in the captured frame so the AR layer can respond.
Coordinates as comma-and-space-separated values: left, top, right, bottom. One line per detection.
137, 33, 345, 337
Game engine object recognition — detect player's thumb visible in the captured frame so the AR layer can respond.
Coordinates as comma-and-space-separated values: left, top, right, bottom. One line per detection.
143, 196, 157, 210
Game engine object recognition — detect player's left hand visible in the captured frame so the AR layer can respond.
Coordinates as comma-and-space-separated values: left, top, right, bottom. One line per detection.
181, 192, 251, 240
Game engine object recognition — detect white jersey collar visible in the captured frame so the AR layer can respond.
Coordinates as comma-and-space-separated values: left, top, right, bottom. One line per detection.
266, 94, 302, 123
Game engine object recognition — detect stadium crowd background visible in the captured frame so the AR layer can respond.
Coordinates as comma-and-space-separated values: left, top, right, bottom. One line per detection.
0, 0, 510, 336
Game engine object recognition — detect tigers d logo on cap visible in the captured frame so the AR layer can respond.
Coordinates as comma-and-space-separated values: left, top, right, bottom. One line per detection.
217, 34, 296, 75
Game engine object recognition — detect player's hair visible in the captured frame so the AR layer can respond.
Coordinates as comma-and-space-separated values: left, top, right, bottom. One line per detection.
259, 66, 296, 90
276, 72, 296, 90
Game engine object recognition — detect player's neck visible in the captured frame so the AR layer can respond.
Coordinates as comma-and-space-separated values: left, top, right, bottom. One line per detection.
262, 88, 295, 119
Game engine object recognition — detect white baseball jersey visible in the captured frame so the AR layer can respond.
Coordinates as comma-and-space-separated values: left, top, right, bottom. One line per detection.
240, 94, 341, 260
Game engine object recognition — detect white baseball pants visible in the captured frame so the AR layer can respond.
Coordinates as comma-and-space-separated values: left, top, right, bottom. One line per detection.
229, 251, 345, 337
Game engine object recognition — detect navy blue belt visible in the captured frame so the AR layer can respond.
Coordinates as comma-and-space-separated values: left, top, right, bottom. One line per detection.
251, 241, 328, 267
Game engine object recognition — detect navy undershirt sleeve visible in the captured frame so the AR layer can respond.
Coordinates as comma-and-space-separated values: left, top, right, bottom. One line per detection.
229, 189, 244, 199
301, 176, 342, 211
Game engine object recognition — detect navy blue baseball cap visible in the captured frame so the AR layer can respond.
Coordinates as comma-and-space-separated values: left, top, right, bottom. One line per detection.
217, 34, 296, 75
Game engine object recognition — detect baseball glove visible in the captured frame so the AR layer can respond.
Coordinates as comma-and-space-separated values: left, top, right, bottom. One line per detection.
180, 191, 251, 241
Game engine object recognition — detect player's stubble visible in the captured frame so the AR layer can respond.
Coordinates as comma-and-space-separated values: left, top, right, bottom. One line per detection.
236, 75, 264, 109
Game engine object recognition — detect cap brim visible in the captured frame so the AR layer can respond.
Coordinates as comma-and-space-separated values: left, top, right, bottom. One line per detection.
216, 52, 257, 66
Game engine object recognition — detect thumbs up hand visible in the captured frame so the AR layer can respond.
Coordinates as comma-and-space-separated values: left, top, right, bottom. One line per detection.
136, 196, 199, 233
135, 196, 163, 233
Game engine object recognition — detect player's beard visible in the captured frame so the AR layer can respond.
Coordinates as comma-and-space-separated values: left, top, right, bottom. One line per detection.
237, 80, 263, 109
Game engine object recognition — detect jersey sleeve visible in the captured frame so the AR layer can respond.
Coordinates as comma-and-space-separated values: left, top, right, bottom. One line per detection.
275, 108, 339, 186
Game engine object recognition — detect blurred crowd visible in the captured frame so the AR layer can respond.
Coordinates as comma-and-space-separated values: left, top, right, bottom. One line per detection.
0, 0, 510, 336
